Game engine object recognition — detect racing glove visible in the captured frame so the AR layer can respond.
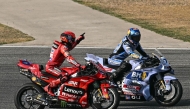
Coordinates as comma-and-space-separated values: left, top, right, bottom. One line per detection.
76, 32, 85, 44
130, 53, 141, 59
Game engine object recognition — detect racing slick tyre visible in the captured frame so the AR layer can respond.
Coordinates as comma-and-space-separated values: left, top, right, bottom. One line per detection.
91, 87, 120, 109
14, 83, 45, 109
154, 80, 183, 106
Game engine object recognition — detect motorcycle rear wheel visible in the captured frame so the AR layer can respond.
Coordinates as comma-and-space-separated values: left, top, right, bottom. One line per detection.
91, 87, 120, 109
154, 80, 183, 106
14, 83, 45, 109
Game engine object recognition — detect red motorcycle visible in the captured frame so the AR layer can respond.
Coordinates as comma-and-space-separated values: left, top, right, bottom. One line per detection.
14, 57, 120, 109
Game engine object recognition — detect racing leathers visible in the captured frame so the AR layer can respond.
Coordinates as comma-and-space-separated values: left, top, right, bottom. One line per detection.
44, 37, 83, 96
108, 36, 148, 81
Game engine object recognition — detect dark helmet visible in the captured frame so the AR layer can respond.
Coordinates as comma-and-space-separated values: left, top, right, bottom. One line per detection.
60, 31, 76, 46
127, 28, 141, 44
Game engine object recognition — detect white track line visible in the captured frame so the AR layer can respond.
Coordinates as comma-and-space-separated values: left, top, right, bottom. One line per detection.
0, 46, 190, 50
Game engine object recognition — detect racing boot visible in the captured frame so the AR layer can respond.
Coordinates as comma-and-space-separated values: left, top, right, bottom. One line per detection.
110, 61, 132, 81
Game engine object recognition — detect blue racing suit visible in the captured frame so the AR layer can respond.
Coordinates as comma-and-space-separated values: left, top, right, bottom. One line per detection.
108, 36, 148, 66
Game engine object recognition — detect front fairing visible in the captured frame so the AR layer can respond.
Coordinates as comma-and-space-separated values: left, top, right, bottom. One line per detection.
129, 59, 143, 70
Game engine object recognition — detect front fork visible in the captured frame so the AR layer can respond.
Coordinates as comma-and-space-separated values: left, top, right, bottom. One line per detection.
155, 73, 176, 96
155, 73, 166, 96
99, 83, 111, 99
94, 81, 111, 101
160, 80, 166, 90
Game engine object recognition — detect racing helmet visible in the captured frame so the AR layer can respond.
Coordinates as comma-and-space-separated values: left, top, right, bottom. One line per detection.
127, 28, 141, 44
60, 31, 76, 46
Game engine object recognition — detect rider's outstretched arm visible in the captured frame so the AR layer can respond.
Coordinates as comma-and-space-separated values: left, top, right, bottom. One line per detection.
72, 33, 85, 49
61, 46, 81, 67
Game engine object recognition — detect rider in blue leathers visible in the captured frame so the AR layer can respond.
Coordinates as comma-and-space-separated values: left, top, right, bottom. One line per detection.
109, 28, 149, 79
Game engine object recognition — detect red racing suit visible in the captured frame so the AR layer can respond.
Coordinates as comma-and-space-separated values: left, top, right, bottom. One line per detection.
45, 40, 80, 77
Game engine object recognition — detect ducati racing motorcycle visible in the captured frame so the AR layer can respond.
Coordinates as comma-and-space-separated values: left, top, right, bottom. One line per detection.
14, 57, 120, 109
85, 48, 183, 106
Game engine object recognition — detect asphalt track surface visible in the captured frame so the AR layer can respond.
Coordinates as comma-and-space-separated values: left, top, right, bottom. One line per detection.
0, 47, 190, 109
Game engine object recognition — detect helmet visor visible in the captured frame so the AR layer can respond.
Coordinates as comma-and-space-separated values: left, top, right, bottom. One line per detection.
67, 35, 75, 43
132, 35, 141, 43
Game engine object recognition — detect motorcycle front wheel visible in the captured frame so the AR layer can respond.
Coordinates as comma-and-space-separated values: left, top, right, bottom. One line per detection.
154, 79, 183, 106
14, 83, 45, 109
90, 87, 120, 109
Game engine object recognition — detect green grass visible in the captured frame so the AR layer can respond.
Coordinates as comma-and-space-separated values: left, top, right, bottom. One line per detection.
73, 0, 190, 42
0, 23, 34, 45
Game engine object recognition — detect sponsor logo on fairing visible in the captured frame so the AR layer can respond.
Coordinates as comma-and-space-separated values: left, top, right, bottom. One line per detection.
63, 86, 84, 96
132, 71, 142, 78
61, 92, 78, 98
68, 81, 78, 86
131, 71, 148, 80
61, 101, 67, 107
131, 95, 141, 100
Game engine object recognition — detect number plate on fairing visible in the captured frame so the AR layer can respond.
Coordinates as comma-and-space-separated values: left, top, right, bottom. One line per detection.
125, 95, 146, 101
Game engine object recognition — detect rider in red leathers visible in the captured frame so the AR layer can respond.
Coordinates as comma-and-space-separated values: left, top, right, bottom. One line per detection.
44, 31, 85, 96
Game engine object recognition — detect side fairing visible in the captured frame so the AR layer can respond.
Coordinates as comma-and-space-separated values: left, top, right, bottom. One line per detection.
58, 76, 94, 108
61, 76, 94, 94
123, 69, 158, 94
129, 59, 142, 70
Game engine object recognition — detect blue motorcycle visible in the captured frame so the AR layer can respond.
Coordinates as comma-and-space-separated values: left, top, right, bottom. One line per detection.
85, 48, 183, 106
